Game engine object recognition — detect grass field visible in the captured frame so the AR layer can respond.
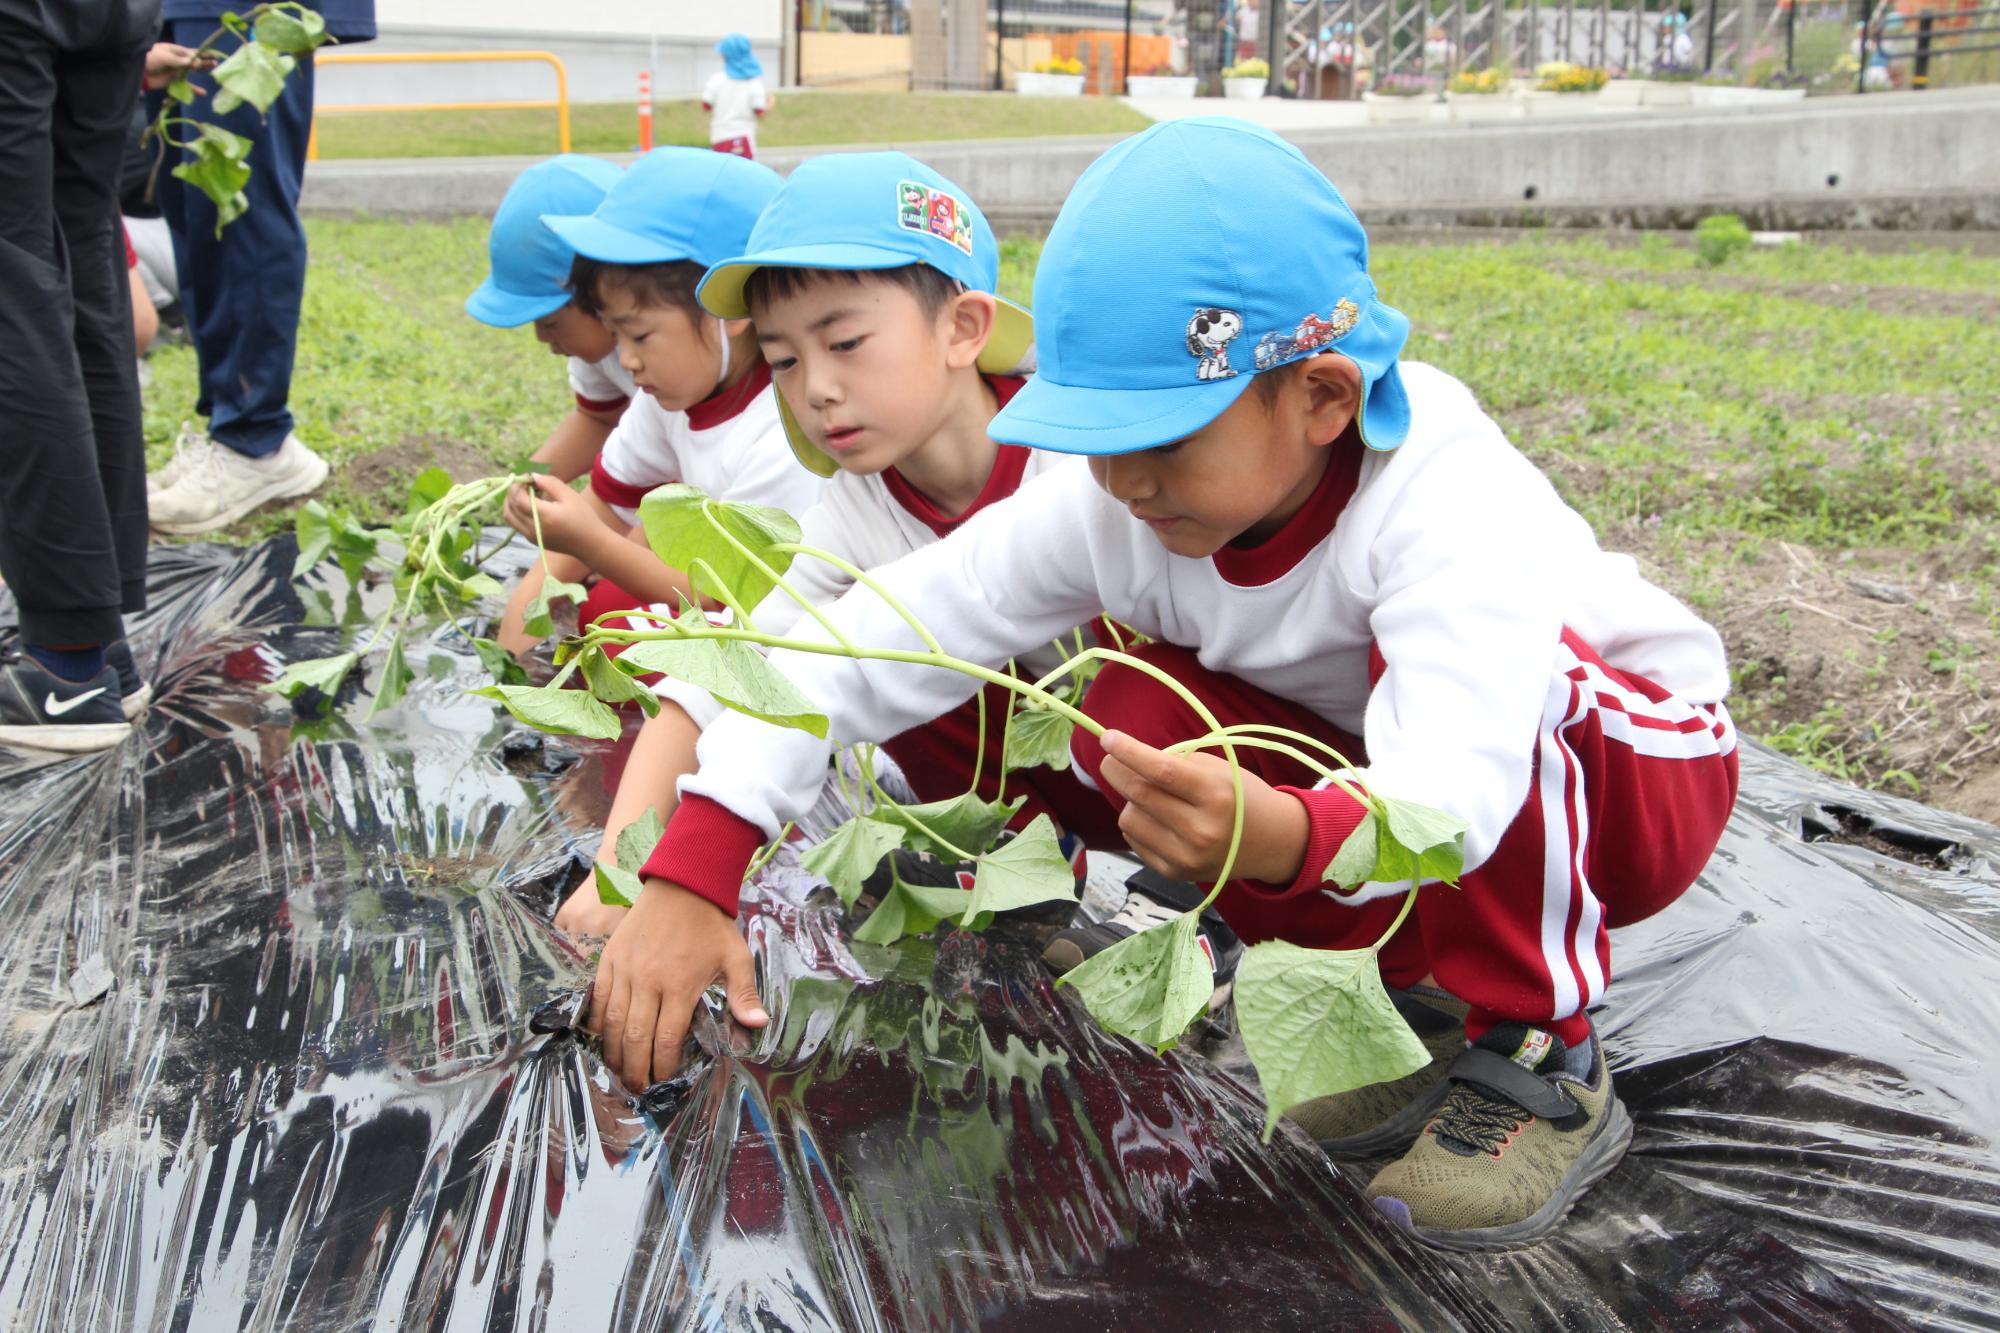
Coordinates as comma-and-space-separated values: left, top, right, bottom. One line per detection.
140, 220, 2000, 814
309, 91, 1152, 159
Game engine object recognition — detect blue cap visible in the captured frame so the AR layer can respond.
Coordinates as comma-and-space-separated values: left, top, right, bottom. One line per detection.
990, 118, 1412, 456
718, 32, 763, 80
465, 154, 623, 327
698, 152, 1034, 477
541, 147, 781, 270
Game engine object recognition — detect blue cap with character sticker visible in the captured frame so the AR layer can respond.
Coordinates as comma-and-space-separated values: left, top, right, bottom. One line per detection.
989, 117, 1411, 456
698, 151, 1034, 477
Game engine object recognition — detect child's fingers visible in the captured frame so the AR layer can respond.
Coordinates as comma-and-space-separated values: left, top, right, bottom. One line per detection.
618, 984, 663, 1088
722, 944, 769, 1028
649, 991, 691, 1085
1101, 729, 1204, 801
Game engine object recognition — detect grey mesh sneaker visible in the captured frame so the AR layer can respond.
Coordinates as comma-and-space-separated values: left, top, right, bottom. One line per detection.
1366, 1019, 1632, 1251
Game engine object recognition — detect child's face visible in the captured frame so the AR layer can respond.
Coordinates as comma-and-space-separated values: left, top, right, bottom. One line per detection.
596, 283, 727, 411
752, 277, 980, 476
531, 301, 615, 363
1088, 356, 1361, 560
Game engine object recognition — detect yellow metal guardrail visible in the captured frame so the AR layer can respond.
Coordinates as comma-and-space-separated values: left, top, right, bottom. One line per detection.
305, 50, 571, 161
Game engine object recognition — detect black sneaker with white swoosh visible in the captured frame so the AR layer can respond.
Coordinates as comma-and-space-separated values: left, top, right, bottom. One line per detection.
0, 659, 133, 753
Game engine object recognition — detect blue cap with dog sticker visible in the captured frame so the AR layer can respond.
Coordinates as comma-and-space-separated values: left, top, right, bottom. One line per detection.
990, 117, 1412, 456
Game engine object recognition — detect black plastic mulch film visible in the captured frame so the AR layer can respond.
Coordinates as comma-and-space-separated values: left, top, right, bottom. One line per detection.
0, 540, 1995, 1331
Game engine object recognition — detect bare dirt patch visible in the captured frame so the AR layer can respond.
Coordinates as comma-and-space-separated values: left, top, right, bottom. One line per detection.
340, 434, 498, 498
1614, 525, 2000, 821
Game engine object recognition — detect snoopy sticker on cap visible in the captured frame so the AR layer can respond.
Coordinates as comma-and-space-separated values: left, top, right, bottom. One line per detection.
1186, 308, 1242, 381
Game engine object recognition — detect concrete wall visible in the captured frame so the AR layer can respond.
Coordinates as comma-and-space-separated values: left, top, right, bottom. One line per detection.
301, 88, 2000, 232
330, 0, 786, 103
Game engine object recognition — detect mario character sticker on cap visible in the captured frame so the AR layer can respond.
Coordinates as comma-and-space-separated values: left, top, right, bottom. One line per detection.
897, 179, 976, 256
1186, 307, 1243, 381
1253, 298, 1360, 371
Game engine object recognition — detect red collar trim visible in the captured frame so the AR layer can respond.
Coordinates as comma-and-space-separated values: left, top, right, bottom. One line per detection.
685, 358, 773, 431
881, 376, 1031, 537
1210, 426, 1364, 587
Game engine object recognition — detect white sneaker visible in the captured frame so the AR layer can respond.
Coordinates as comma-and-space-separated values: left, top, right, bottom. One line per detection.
149, 432, 330, 535
147, 422, 207, 498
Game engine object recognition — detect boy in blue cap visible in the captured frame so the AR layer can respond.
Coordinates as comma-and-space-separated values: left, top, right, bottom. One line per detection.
494, 148, 825, 656
597, 120, 1739, 1250
465, 154, 631, 483
555, 151, 1125, 940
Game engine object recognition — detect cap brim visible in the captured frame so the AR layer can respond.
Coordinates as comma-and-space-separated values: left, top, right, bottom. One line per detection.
768, 294, 1037, 477
989, 372, 1255, 456
699, 241, 940, 318
464, 279, 568, 329
543, 213, 682, 265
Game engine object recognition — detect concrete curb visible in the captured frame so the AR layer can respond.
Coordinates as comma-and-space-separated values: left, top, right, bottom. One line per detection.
300, 88, 2000, 232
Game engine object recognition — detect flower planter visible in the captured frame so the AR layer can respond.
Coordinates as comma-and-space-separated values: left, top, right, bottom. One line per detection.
1444, 90, 1525, 120
1637, 79, 1696, 105
1223, 76, 1268, 100
1520, 89, 1602, 115
1362, 91, 1444, 122
1689, 84, 1808, 106
1015, 72, 1084, 97
1127, 74, 1199, 99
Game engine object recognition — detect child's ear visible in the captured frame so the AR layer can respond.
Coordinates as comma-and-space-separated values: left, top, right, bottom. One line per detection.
722, 316, 753, 341
1298, 352, 1364, 446
941, 290, 997, 372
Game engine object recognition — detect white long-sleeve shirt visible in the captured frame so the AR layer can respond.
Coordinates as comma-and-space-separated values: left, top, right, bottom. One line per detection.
649, 362, 1727, 911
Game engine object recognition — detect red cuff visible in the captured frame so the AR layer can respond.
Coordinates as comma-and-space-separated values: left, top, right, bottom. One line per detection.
1241, 784, 1371, 900
588, 454, 651, 513
575, 391, 628, 414
640, 794, 767, 917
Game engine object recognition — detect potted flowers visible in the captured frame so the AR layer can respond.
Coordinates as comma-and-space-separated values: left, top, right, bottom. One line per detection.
1524, 61, 1609, 112
1127, 61, 1199, 98
1361, 72, 1443, 121
1017, 54, 1085, 96
1445, 66, 1524, 118
1222, 57, 1269, 99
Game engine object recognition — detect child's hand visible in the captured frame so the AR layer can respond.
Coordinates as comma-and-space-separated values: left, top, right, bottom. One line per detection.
588, 879, 768, 1090
1096, 730, 1311, 887
554, 877, 629, 940
504, 475, 607, 562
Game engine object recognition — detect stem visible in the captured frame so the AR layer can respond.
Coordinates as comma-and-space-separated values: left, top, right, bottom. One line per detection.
1371, 887, 1420, 956
584, 619, 1102, 737
745, 822, 795, 879
861, 748, 974, 861
772, 543, 944, 656
1172, 723, 1373, 811
1022, 646, 1246, 906
699, 505, 856, 652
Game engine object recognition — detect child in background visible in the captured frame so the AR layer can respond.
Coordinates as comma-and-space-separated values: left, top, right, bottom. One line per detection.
553, 152, 1120, 940
465, 155, 631, 483
591, 119, 1738, 1252
496, 149, 825, 656
704, 34, 771, 160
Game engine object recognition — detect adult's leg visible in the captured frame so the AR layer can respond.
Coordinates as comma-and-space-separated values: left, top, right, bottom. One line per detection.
54, 38, 150, 618
0, 10, 142, 646
156, 19, 314, 458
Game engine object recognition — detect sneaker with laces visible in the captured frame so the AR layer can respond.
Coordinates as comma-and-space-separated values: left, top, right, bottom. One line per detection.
146, 422, 206, 498
1041, 868, 1243, 1012
105, 639, 152, 719
1284, 987, 1468, 1156
1365, 1019, 1632, 1251
149, 431, 329, 535
0, 659, 133, 753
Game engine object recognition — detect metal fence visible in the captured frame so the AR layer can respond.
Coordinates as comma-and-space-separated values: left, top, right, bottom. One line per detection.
794, 0, 1972, 95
